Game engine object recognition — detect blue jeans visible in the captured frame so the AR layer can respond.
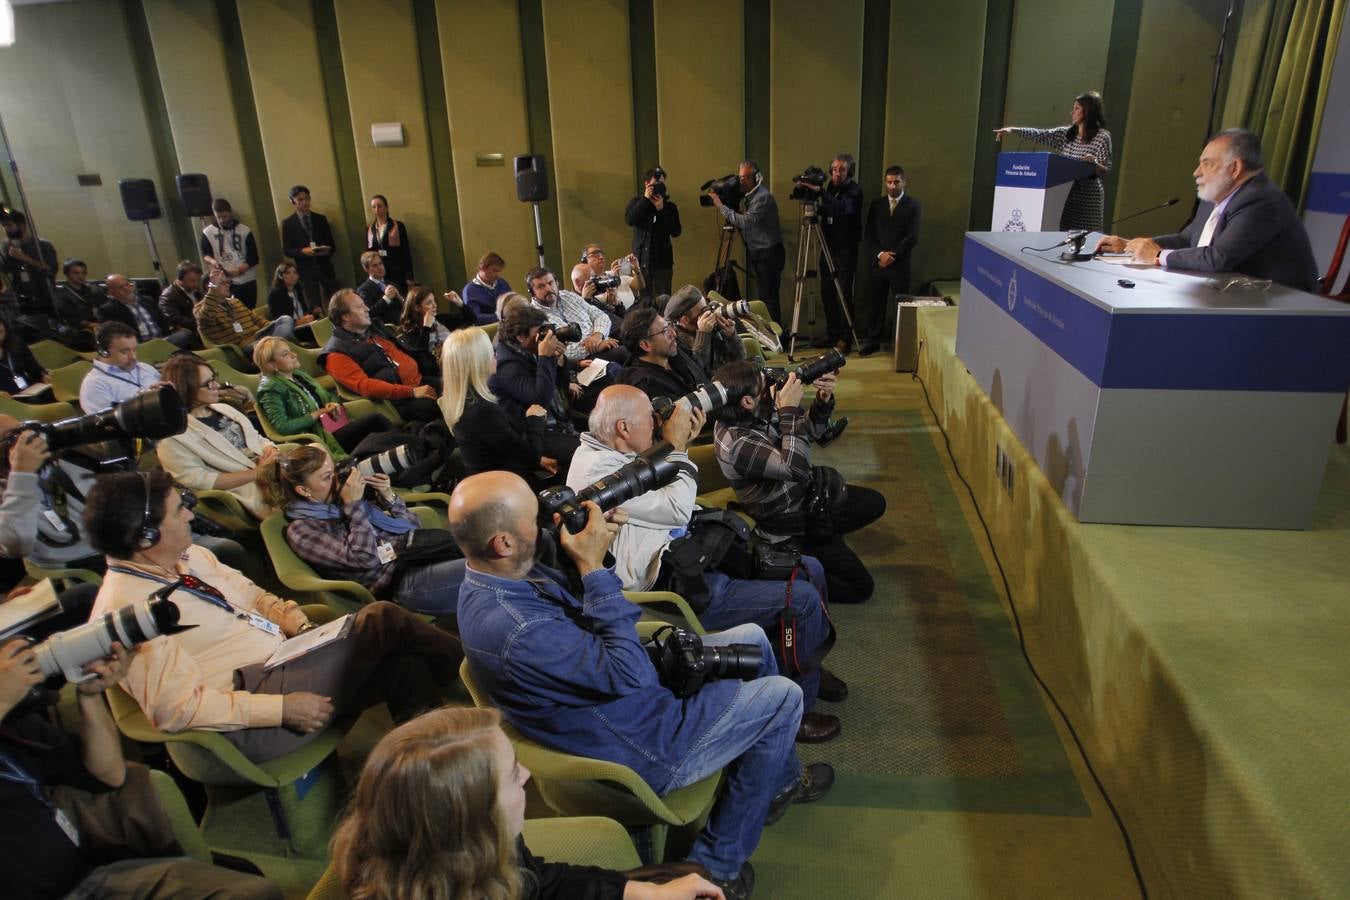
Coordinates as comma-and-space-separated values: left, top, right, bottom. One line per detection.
259, 315, 295, 341
658, 623, 803, 882
394, 558, 468, 615
692, 555, 831, 710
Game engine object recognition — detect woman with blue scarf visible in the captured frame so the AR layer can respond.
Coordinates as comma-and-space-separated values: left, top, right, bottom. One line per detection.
257, 444, 465, 616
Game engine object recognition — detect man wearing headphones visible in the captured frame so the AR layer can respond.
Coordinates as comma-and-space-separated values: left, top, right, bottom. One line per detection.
798, 154, 863, 353
84, 470, 465, 763
78, 323, 162, 414
709, 160, 786, 325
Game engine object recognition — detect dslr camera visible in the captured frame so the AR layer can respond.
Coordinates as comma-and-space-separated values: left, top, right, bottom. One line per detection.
540, 322, 583, 343
645, 625, 762, 698
764, 348, 847, 389
588, 273, 621, 293
1, 385, 187, 462
336, 442, 422, 483
651, 381, 734, 421
789, 166, 828, 201
708, 298, 752, 319
539, 443, 685, 534
699, 173, 743, 208
0, 579, 193, 690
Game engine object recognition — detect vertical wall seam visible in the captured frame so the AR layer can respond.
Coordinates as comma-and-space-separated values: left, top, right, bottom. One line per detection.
217, 0, 281, 269
629, 0, 660, 186
310, 0, 367, 285
411, 0, 464, 288
518, 0, 562, 272
744, 0, 771, 179
1103, 0, 1143, 223
121, 0, 194, 262
969, 0, 1015, 231
857, 0, 891, 196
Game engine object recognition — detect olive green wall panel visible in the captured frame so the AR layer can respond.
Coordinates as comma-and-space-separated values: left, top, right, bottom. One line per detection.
141, 0, 256, 266
769, 0, 865, 318
236, 0, 355, 278
332, 0, 446, 290
654, 0, 745, 292
883, 0, 988, 287
437, 0, 538, 291
1004, 0, 1115, 128
0, 1, 178, 277
541, 0, 638, 279
1114, 0, 1232, 241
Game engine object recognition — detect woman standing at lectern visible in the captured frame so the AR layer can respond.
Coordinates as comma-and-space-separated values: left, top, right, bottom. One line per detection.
994, 91, 1113, 231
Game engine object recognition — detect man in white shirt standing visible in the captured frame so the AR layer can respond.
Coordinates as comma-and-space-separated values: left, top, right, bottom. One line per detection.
200, 198, 260, 309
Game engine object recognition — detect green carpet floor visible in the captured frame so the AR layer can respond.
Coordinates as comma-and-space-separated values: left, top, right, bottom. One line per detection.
749, 354, 1140, 899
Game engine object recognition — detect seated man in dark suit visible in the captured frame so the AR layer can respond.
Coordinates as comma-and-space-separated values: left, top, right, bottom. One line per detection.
96, 273, 195, 350
156, 260, 203, 346
1096, 128, 1319, 292
279, 184, 339, 306
355, 251, 405, 327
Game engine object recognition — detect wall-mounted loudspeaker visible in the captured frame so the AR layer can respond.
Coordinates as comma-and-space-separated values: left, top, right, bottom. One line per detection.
176, 173, 213, 217
514, 154, 548, 203
119, 179, 162, 222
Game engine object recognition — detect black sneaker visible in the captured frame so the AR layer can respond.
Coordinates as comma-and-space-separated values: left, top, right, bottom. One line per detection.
712, 861, 756, 900
816, 416, 849, 447
764, 762, 836, 826
816, 667, 849, 702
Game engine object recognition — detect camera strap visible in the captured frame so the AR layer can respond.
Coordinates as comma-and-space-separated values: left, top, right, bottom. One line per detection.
106, 567, 281, 637
775, 565, 836, 678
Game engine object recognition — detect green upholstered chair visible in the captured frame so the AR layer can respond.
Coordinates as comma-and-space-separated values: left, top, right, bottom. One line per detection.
132, 338, 185, 366
260, 513, 376, 612
331, 380, 403, 426
192, 488, 261, 533
29, 339, 89, 369
0, 394, 80, 423
47, 360, 92, 404
255, 395, 382, 446
458, 656, 721, 863
23, 561, 102, 591
624, 590, 706, 634
747, 300, 782, 337
307, 317, 334, 346
481, 321, 499, 342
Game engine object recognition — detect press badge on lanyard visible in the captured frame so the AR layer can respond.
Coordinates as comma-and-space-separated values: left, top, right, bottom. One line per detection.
376, 542, 397, 565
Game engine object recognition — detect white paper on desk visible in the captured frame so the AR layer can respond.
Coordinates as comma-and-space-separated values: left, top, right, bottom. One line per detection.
263, 614, 354, 670
576, 361, 611, 387
1096, 254, 1155, 267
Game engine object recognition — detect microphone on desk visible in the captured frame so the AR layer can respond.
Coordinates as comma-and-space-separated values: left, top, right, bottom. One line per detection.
1059, 197, 1182, 261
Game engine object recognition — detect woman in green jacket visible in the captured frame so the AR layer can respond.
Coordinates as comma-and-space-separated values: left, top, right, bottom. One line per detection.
253, 336, 392, 457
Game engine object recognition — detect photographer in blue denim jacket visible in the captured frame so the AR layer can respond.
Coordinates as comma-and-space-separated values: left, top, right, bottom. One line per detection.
450, 471, 835, 900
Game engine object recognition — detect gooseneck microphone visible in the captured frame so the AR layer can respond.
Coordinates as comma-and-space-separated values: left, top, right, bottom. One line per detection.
1058, 197, 1182, 261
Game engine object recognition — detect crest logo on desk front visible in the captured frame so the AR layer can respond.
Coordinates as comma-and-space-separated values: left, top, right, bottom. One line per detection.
1002, 208, 1026, 232
1007, 271, 1018, 311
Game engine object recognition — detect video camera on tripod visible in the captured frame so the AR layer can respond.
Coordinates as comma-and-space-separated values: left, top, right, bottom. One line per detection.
699, 174, 743, 208
789, 165, 828, 201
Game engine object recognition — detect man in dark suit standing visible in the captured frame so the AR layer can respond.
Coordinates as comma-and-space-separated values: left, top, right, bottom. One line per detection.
860, 166, 921, 356
1096, 128, 1319, 292
280, 185, 339, 307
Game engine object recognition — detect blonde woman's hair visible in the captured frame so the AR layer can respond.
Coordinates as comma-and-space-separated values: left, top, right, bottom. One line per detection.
439, 327, 496, 433
331, 706, 526, 900
252, 335, 290, 373
255, 443, 330, 510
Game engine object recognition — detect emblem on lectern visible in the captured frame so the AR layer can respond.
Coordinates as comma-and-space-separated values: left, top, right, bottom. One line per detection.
1003, 208, 1026, 232
1007, 271, 1018, 311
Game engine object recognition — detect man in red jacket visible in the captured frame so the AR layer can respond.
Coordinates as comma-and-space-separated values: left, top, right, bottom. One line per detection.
318, 289, 441, 422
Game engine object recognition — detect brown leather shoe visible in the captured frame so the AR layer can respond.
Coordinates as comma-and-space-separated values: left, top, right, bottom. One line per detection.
817, 667, 848, 702
834, 339, 851, 355
796, 711, 841, 743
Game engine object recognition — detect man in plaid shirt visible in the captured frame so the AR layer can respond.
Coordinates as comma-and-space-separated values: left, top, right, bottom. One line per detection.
712, 360, 886, 604
193, 270, 294, 356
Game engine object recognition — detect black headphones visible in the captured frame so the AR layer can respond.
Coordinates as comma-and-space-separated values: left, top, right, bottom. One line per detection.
136, 472, 160, 549
837, 154, 857, 180
96, 328, 111, 357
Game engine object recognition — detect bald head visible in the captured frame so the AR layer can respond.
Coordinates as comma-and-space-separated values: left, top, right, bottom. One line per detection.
589, 385, 655, 449
0, 414, 21, 438
104, 274, 135, 304
570, 262, 591, 294
448, 471, 539, 576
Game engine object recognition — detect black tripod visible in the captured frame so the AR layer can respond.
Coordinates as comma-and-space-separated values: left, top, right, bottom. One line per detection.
710, 223, 738, 296
787, 201, 857, 360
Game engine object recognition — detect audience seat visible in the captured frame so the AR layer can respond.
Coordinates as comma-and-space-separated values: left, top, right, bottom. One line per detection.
624, 590, 706, 634
134, 338, 188, 366
29, 339, 91, 369
331, 380, 404, 426
260, 513, 377, 611
256, 396, 383, 446
23, 560, 102, 591
0, 394, 79, 423
459, 655, 723, 864
307, 318, 334, 346
47, 360, 93, 404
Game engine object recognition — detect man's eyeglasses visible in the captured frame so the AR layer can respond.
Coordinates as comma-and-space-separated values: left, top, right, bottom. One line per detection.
647, 322, 675, 338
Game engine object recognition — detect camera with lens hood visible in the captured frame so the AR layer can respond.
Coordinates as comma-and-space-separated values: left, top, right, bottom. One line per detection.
588, 273, 621, 293
764, 348, 847, 389
699, 173, 743, 208
540, 321, 583, 344
645, 625, 762, 698
651, 381, 735, 422
539, 442, 687, 534
708, 298, 753, 319
1, 385, 187, 463
0, 579, 194, 692
336, 442, 422, 484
